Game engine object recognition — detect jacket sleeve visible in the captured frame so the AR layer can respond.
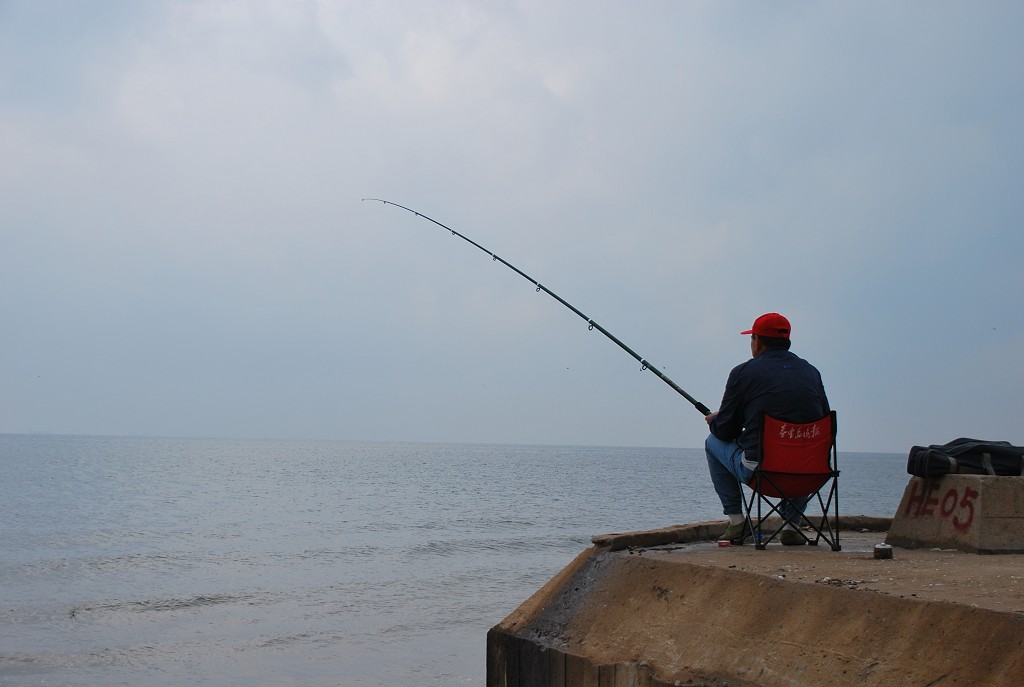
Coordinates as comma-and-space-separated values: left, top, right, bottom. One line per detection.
818, 370, 831, 414
709, 364, 745, 442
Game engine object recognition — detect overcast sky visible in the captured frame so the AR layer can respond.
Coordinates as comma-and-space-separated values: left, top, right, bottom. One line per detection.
2, 1, 1021, 452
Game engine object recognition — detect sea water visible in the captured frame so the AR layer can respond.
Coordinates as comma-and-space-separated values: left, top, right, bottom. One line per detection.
0, 435, 907, 686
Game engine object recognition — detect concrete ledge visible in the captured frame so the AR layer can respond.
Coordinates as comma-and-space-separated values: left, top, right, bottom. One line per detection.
591, 520, 725, 551
490, 526, 1024, 687
591, 515, 892, 551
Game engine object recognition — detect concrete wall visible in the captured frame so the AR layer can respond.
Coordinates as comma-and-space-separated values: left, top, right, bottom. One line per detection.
488, 522, 1024, 687
886, 475, 1024, 553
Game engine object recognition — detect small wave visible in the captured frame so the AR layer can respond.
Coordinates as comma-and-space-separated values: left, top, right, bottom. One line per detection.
293, 546, 382, 562
74, 592, 250, 616
0, 644, 161, 671
403, 533, 585, 560
256, 629, 350, 650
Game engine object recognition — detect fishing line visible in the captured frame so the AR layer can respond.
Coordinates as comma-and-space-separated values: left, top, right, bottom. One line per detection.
363, 198, 711, 416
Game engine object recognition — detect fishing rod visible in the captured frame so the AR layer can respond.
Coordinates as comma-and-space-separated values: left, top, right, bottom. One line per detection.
363, 198, 712, 416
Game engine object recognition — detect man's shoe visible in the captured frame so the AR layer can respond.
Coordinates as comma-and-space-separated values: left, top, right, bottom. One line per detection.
780, 529, 807, 546
720, 521, 749, 543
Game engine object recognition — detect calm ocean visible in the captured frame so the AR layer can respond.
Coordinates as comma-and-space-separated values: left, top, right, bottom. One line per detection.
0, 435, 907, 686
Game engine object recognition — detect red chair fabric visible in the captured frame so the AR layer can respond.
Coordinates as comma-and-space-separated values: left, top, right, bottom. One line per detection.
742, 411, 840, 550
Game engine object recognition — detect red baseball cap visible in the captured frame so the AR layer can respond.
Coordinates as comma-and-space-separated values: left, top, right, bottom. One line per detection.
740, 312, 791, 339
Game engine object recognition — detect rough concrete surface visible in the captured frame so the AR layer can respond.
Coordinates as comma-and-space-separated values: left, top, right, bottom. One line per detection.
489, 519, 1024, 687
654, 530, 1024, 614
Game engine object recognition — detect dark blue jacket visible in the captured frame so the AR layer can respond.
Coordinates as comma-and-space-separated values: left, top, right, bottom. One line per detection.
709, 348, 830, 466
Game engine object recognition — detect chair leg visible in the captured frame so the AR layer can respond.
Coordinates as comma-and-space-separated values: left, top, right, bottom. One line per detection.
738, 479, 756, 547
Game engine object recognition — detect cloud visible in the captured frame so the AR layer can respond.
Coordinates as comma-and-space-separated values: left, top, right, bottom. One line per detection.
1, 1, 1021, 451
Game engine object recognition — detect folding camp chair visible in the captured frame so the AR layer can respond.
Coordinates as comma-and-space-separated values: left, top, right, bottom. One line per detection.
740, 411, 840, 550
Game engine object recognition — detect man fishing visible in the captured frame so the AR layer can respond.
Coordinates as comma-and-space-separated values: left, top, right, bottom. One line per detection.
704, 313, 831, 545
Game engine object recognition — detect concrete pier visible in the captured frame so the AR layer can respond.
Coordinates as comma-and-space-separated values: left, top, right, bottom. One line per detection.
487, 517, 1024, 687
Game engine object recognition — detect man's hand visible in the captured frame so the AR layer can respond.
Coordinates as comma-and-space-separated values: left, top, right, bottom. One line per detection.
704, 411, 718, 426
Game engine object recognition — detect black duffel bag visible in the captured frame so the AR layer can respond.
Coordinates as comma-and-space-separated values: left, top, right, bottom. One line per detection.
907, 438, 1024, 477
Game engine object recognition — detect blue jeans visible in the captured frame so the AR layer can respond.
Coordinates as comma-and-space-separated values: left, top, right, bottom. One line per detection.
704, 434, 808, 522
